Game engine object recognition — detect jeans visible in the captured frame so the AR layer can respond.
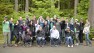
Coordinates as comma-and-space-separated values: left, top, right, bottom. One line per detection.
85, 33, 92, 45
65, 36, 73, 46
37, 37, 45, 46
3, 32, 11, 46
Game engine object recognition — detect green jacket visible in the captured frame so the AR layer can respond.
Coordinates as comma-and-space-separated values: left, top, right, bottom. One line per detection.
2, 21, 10, 32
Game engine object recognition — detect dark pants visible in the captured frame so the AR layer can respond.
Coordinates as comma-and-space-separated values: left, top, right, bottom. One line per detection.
79, 30, 83, 43
15, 33, 22, 44
45, 33, 50, 42
24, 39, 32, 45
10, 31, 14, 42
61, 29, 65, 43
50, 38, 60, 46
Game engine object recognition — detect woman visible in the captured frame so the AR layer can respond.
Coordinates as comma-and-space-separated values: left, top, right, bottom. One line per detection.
83, 20, 92, 46
14, 21, 21, 46
28, 20, 35, 45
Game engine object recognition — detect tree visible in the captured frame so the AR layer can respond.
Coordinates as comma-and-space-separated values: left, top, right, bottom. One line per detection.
15, 0, 18, 12
25, 0, 29, 12
88, 0, 94, 28
74, 0, 79, 18
58, 0, 60, 10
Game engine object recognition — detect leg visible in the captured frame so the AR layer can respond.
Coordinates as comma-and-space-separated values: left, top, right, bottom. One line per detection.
37, 37, 41, 46
61, 29, 65, 43
8, 32, 11, 45
69, 37, 73, 46
86, 33, 92, 45
50, 38, 54, 46
3, 32, 8, 46
75, 33, 79, 45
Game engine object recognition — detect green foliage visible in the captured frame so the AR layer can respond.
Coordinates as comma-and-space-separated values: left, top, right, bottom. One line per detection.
90, 28, 94, 40
0, 3, 14, 34
0, 3, 14, 15
30, 0, 62, 18
77, 0, 90, 19
61, 9, 74, 17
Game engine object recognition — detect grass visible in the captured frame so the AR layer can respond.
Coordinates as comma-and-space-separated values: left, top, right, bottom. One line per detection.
0, 34, 4, 44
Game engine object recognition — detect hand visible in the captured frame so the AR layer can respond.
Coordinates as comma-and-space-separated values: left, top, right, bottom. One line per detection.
3, 20, 6, 23
30, 37, 32, 39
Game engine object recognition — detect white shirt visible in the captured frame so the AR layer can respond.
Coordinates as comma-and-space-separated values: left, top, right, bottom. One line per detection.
35, 24, 40, 32
50, 29, 60, 39
83, 26, 90, 34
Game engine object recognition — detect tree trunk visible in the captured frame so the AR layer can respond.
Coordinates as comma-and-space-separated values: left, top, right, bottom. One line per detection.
88, 0, 94, 28
58, 0, 60, 10
15, 0, 18, 12
25, 0, 29, 12
74, 0, 79, 18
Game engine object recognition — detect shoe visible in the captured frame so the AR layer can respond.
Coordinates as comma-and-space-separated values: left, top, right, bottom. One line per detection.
71, 45, 73, 48
75, 43, 79, 46
14, 44, 18, 47
68, 45, 70, 47
89, 44, 92, 47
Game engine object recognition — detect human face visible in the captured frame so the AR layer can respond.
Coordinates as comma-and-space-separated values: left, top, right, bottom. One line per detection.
10, 18, 13, 22
19, 17, 22, 20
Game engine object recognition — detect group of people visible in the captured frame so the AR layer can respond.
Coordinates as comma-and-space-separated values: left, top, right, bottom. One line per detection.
2, 15, 92, 48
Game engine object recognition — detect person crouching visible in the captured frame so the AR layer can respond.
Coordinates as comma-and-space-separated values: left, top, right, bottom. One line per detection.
50, 26, 60, 47
65, 27, 73, 48
36, 26, 45, 47
24, 28, 32, 47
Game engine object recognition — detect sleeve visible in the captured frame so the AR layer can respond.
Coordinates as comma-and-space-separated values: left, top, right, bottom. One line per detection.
56, 30, 60, 39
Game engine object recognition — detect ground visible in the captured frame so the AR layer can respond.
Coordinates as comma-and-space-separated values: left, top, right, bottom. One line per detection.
0, 45, 94, 53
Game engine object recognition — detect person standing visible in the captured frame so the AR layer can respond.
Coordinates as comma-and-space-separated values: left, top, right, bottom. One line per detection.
79, 18, 84, 45
14, 21, 21, 47
74, 19, 80, 46
9, 18, 14, 44
2, 16, 11, 47
43, 21, 50, 42
60, 18, 66, 43
83, 20, 92, 46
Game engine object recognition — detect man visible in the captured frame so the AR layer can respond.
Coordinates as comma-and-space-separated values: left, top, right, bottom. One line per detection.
36, 26, 45, 47
9, 18, 14, 44
50, 26, 60, 47
2, 16, 11, 47
74, 19, 80, 46
60, 18, 66, 43
79, 18, 84, 45
18, 17, 23, 41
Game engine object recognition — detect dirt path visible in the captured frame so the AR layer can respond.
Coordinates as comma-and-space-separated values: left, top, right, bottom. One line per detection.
0, 45, 94, 53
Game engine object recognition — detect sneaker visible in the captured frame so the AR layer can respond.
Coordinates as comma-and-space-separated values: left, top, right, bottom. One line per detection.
14, 44, 18, 47
71, 45, 73, 48
75, 43, 79, 46
68, 45, 70, 47
89, 44, 92, 47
